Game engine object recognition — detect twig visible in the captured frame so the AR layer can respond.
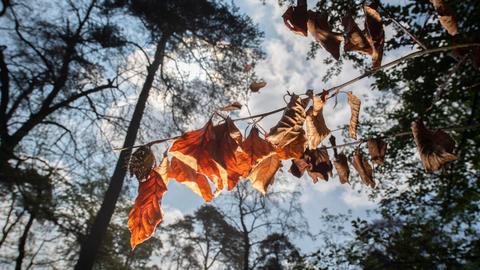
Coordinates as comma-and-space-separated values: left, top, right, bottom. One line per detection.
114, 43, 480, 151
324, 123, 480, 150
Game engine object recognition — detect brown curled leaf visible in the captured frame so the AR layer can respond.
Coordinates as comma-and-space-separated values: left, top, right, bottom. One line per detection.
282, 1, 308, 37
333, 153, 350, 184
352, 150, 375, 188
304, 147, 333, 183
267, 94, 307, 148
129, 146, 155, 182
347, 92, 361, 140
305, 92, 330, 149
367, 138, 388, 165
430, 0, 458, 36
307, 11, 344, 60
364, 3, 385, 67
128, 169, 167, 249
220, 101, 242, 112
250, 80, 267, 93
289, 158, 309, 178
411, 120, 457, 172
342, 14, 372, 55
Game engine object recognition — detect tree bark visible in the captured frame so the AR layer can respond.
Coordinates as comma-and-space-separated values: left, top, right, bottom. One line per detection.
75, 34, 169, 270
15, 213, 34, 270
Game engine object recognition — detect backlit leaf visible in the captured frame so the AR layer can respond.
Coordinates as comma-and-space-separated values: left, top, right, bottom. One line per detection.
129, 146, 155, 182
282, 0, 308, 37
364, 3, 385, 67
367, 138, 388, 165
168, 157, 214, 202
342, 14, 372, 55
430, 0, 458, 36
128, 168, 168, 249
305, 92, 330, 149
352, 150, 375, 188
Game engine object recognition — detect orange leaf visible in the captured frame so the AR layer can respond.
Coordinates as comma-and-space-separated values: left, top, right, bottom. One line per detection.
241, 127, 276, 174
430, 0, 458, 36
169, 120, 225, 189
282, 1, 308, 37
364, 3, 385, 67
214, 118, 250, 190
304, 147, 333, 183
168, 157, 214, 202
307, 11, 344, 60
128, 168, 168, 249
347, 92, 361, 140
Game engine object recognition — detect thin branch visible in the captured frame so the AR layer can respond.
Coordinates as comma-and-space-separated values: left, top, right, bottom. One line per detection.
117, 43, 480, 151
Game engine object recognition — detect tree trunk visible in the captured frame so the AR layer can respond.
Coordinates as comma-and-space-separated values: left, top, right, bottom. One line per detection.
75, 34, 169, 270
15, 213, 34, 270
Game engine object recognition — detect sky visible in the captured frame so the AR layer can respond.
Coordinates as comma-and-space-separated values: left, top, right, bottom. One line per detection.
153, 0, 410, 253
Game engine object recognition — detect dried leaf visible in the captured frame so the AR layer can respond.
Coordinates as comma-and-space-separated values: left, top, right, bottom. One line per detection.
153, 154, 169, 185
364, 3, 385, 67
275, 129, 307, 160
289, 158, 309, 178
430, 0, 458, 36
342, 15, 372, 55
307, 11, 344, 60
352, 150, 375, 188
168, 157, 214, 202
169, 118, 246, 192
241, 126, 277, 176
282, 1, 308, 37
220, 102, 242, 112
214, 118, 251, 190
305, 93, 330, 149
250, 80, 267, 92
129, 146, 155, 182
267, 94, 307, 148
333, 153, 350, 184
247, 154, 281, 194
367, 138, 388, 165
128, 169, 167, 249
411, 120, 457, 172
347, 92, 361, 140
305, 147, 333, 183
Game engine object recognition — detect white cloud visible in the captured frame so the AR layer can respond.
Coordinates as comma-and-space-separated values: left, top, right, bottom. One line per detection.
341, 189, 377, 208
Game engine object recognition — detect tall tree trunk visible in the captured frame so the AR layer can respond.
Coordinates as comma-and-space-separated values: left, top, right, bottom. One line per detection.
75, 34, 169, 270
15, 213, 34, 270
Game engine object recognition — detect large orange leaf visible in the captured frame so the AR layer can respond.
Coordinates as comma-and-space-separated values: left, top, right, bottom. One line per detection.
214, 118, 250, 190
241, 127, 281, 194
168, 157, 214, 202
241, 127, 276, 174
128, 166, 168, 249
